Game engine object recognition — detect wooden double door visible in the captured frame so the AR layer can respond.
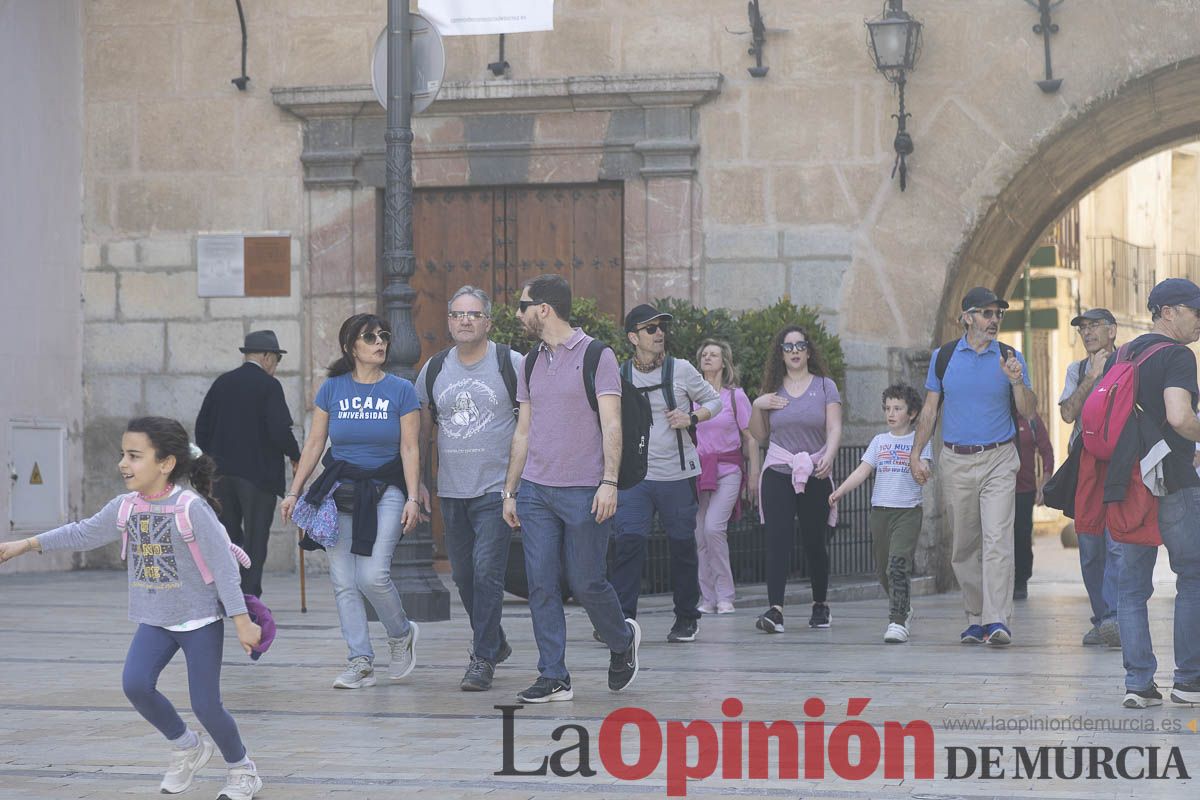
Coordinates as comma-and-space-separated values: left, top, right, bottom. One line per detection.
411, 183, 624, 366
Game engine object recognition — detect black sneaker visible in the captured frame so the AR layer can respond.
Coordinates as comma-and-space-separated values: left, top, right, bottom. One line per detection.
1170, 681, 1200, 705
809, 603, 831, 628
460, 655, 495, 692
516, 677, 573, 703
667, 616, 698, 643
608, 618, 641, 692
1123, 685, 1163, 709
756, 606, 784, 633
1013, 582, 1028, 600
496, 639, 512, 664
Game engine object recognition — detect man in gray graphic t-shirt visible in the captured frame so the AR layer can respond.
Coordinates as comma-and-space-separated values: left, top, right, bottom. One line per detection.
417, 285, 522, 692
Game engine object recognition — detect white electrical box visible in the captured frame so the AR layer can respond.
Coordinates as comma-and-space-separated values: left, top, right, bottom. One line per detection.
9, 421, 67, 531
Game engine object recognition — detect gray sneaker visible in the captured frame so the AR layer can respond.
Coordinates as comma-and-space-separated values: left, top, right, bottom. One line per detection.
388, 621, 419, 681
461, 654, 495, 692
160, 733, 214, 794
332, 656, 376, 689
1082, 626, 1104, 646
1099, 618, 1121, 648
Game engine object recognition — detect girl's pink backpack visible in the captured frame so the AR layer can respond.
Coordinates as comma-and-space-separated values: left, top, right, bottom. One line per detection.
116, 489, 250, 584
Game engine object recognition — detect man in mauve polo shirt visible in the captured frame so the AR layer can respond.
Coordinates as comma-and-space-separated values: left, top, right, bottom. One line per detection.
502, 274, 641, 704
910, 287, 1036, 646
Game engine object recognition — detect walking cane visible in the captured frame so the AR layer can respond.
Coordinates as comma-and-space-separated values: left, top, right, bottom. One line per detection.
298, 530, 308, 614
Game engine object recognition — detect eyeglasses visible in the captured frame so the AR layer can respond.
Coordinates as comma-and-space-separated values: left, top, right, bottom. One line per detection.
637, 323, 669, 335
359, 330, 392, 345
970, 308, 1005, 320
517, 299, 543, 313
781, 341, 809, 353
1077, 322, 1111, 333
448, 311, 488, 321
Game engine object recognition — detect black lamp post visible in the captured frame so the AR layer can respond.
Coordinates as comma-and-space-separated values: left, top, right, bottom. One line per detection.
866, 0, 923, 191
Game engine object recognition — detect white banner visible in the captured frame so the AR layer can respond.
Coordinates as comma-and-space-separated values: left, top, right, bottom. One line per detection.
418, 0, 553, 36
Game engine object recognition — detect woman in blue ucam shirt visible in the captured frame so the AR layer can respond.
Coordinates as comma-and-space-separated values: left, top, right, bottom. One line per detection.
282, 313, 422, 689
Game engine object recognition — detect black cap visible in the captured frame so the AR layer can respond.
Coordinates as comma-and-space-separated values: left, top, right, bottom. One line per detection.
961, 287, 1010, 312
1070, 308, 1116, 327
624, 303, 673, 333
239, 330, 287, 354
1147, 278, 1200, 311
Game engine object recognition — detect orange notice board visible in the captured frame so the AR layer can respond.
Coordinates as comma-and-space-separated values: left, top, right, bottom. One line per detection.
197, 233, 291, 297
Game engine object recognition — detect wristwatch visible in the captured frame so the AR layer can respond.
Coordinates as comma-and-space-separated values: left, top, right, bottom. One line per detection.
689, 412, 700, 427
501, 490, 518, 500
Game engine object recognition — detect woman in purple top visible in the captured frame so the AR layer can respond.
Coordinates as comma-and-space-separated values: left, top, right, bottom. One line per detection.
748, 325, 843, 634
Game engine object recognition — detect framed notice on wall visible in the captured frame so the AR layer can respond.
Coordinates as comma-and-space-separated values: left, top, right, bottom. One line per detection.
197, 233, 291, 297
418, 0, 554, 36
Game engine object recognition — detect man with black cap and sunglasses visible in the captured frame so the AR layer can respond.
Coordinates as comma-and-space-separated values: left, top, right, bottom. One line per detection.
609, 304, 722, 644
910, 287, 1036, 647
1059, 307, 1123, 649
196, 330, 301, 597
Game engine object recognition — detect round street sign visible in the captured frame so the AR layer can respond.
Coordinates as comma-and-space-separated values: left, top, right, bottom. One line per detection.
371, 14, 446, 114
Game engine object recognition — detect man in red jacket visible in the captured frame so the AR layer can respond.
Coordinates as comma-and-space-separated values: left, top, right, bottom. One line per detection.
1012, 414, 1052, 601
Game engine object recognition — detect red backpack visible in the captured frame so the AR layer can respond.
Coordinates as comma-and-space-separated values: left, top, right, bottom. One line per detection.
1079, 342, 1175, 460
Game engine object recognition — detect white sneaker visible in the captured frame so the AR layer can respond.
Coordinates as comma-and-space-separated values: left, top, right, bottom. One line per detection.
697, 602, 717, 614
160, 734, 214, 794
717, 601, 735, 614
884, 622, 909, 643
332, 656, 376, 689
217, 762, 263, 800
389, 621, 419, 680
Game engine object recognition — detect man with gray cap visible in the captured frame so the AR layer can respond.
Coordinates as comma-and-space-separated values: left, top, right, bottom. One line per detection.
610, 303, 722, 643
1059, 307, 1122, 648
196, 330, 301, 597
1100, 278, 1200, 709
910, 287, 1036, 646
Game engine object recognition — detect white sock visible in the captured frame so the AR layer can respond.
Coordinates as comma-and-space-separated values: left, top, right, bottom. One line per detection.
228, 755, 254, 771
170, 729, 199, 750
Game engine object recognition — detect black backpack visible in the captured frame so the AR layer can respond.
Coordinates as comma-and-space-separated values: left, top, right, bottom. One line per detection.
933, 338, 1020, 424
425, 343, 519, 426
524, 339, 651, 490
620, 356, 692, 472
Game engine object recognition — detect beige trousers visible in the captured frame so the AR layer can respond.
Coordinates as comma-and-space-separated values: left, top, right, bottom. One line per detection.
940, 442, 1019, 627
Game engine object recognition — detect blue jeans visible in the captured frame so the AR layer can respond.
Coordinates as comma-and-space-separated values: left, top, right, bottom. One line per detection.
1078, 529, 1121, 626
518, 480, 633, 682
612, 478, 701, 620
1118, 487, 1200, 690
327, 486, 412, 661
123, 621, 246, 763
441, 492, 511, 664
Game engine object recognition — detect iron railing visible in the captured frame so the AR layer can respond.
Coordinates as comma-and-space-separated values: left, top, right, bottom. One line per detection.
1164, 252, 1200, 285
1084, 236, 1156, 318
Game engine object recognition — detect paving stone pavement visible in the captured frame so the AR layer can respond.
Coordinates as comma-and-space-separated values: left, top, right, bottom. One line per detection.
2, 534, 1197, 799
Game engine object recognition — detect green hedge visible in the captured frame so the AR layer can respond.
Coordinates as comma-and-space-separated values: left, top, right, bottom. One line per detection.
489, 297, 844, 398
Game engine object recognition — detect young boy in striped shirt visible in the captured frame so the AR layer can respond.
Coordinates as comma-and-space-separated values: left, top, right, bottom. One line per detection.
829, 384, 931, 643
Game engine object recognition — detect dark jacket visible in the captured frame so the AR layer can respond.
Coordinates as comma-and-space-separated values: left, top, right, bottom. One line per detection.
303, 449, 408, 557
196, 363, 301, 497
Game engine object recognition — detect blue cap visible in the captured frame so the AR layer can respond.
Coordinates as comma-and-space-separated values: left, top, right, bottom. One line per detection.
1147, 278, 1200, 312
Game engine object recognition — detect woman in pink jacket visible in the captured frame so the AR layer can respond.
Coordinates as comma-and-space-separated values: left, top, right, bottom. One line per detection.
748, 325, 842, 634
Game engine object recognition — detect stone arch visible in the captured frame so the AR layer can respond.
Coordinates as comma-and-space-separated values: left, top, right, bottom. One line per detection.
941, 55, 1200, 342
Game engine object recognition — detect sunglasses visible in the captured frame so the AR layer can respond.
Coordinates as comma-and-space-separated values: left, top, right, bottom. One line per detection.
637, 323, 669, 335
448, 311, 488, 321
518, 299, 543, 313
781, 341, 809, 353
359, 330, 392, 345
970, 308, 1005, 320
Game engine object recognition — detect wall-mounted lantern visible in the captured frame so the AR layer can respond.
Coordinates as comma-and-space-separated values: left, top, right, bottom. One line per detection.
1026, 0, 1065, 93
866, 0, 923, 191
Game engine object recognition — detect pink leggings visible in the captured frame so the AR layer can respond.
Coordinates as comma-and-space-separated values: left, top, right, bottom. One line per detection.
695, 471, 741, 605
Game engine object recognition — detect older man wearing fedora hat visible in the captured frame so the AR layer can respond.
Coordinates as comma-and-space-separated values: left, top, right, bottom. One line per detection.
196, 330, 301, 597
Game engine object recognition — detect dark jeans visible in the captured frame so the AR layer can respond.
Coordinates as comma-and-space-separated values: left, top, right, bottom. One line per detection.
761, 468, 833, 606
215, 475, 277, 598
123, 621, 246, 763
517, 480, 632, 682
1014, 491, 1035, 586
611, 478, 701, 621
440, 493, 512, 664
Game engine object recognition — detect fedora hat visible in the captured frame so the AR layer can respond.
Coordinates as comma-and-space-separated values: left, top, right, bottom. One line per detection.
239, 330, 287, 355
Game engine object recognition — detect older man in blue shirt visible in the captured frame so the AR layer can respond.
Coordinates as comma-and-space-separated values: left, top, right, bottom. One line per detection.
910, 287, 1037, 646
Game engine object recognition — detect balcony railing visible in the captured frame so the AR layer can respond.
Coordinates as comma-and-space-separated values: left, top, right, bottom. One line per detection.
1085, 236, 1156, 317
